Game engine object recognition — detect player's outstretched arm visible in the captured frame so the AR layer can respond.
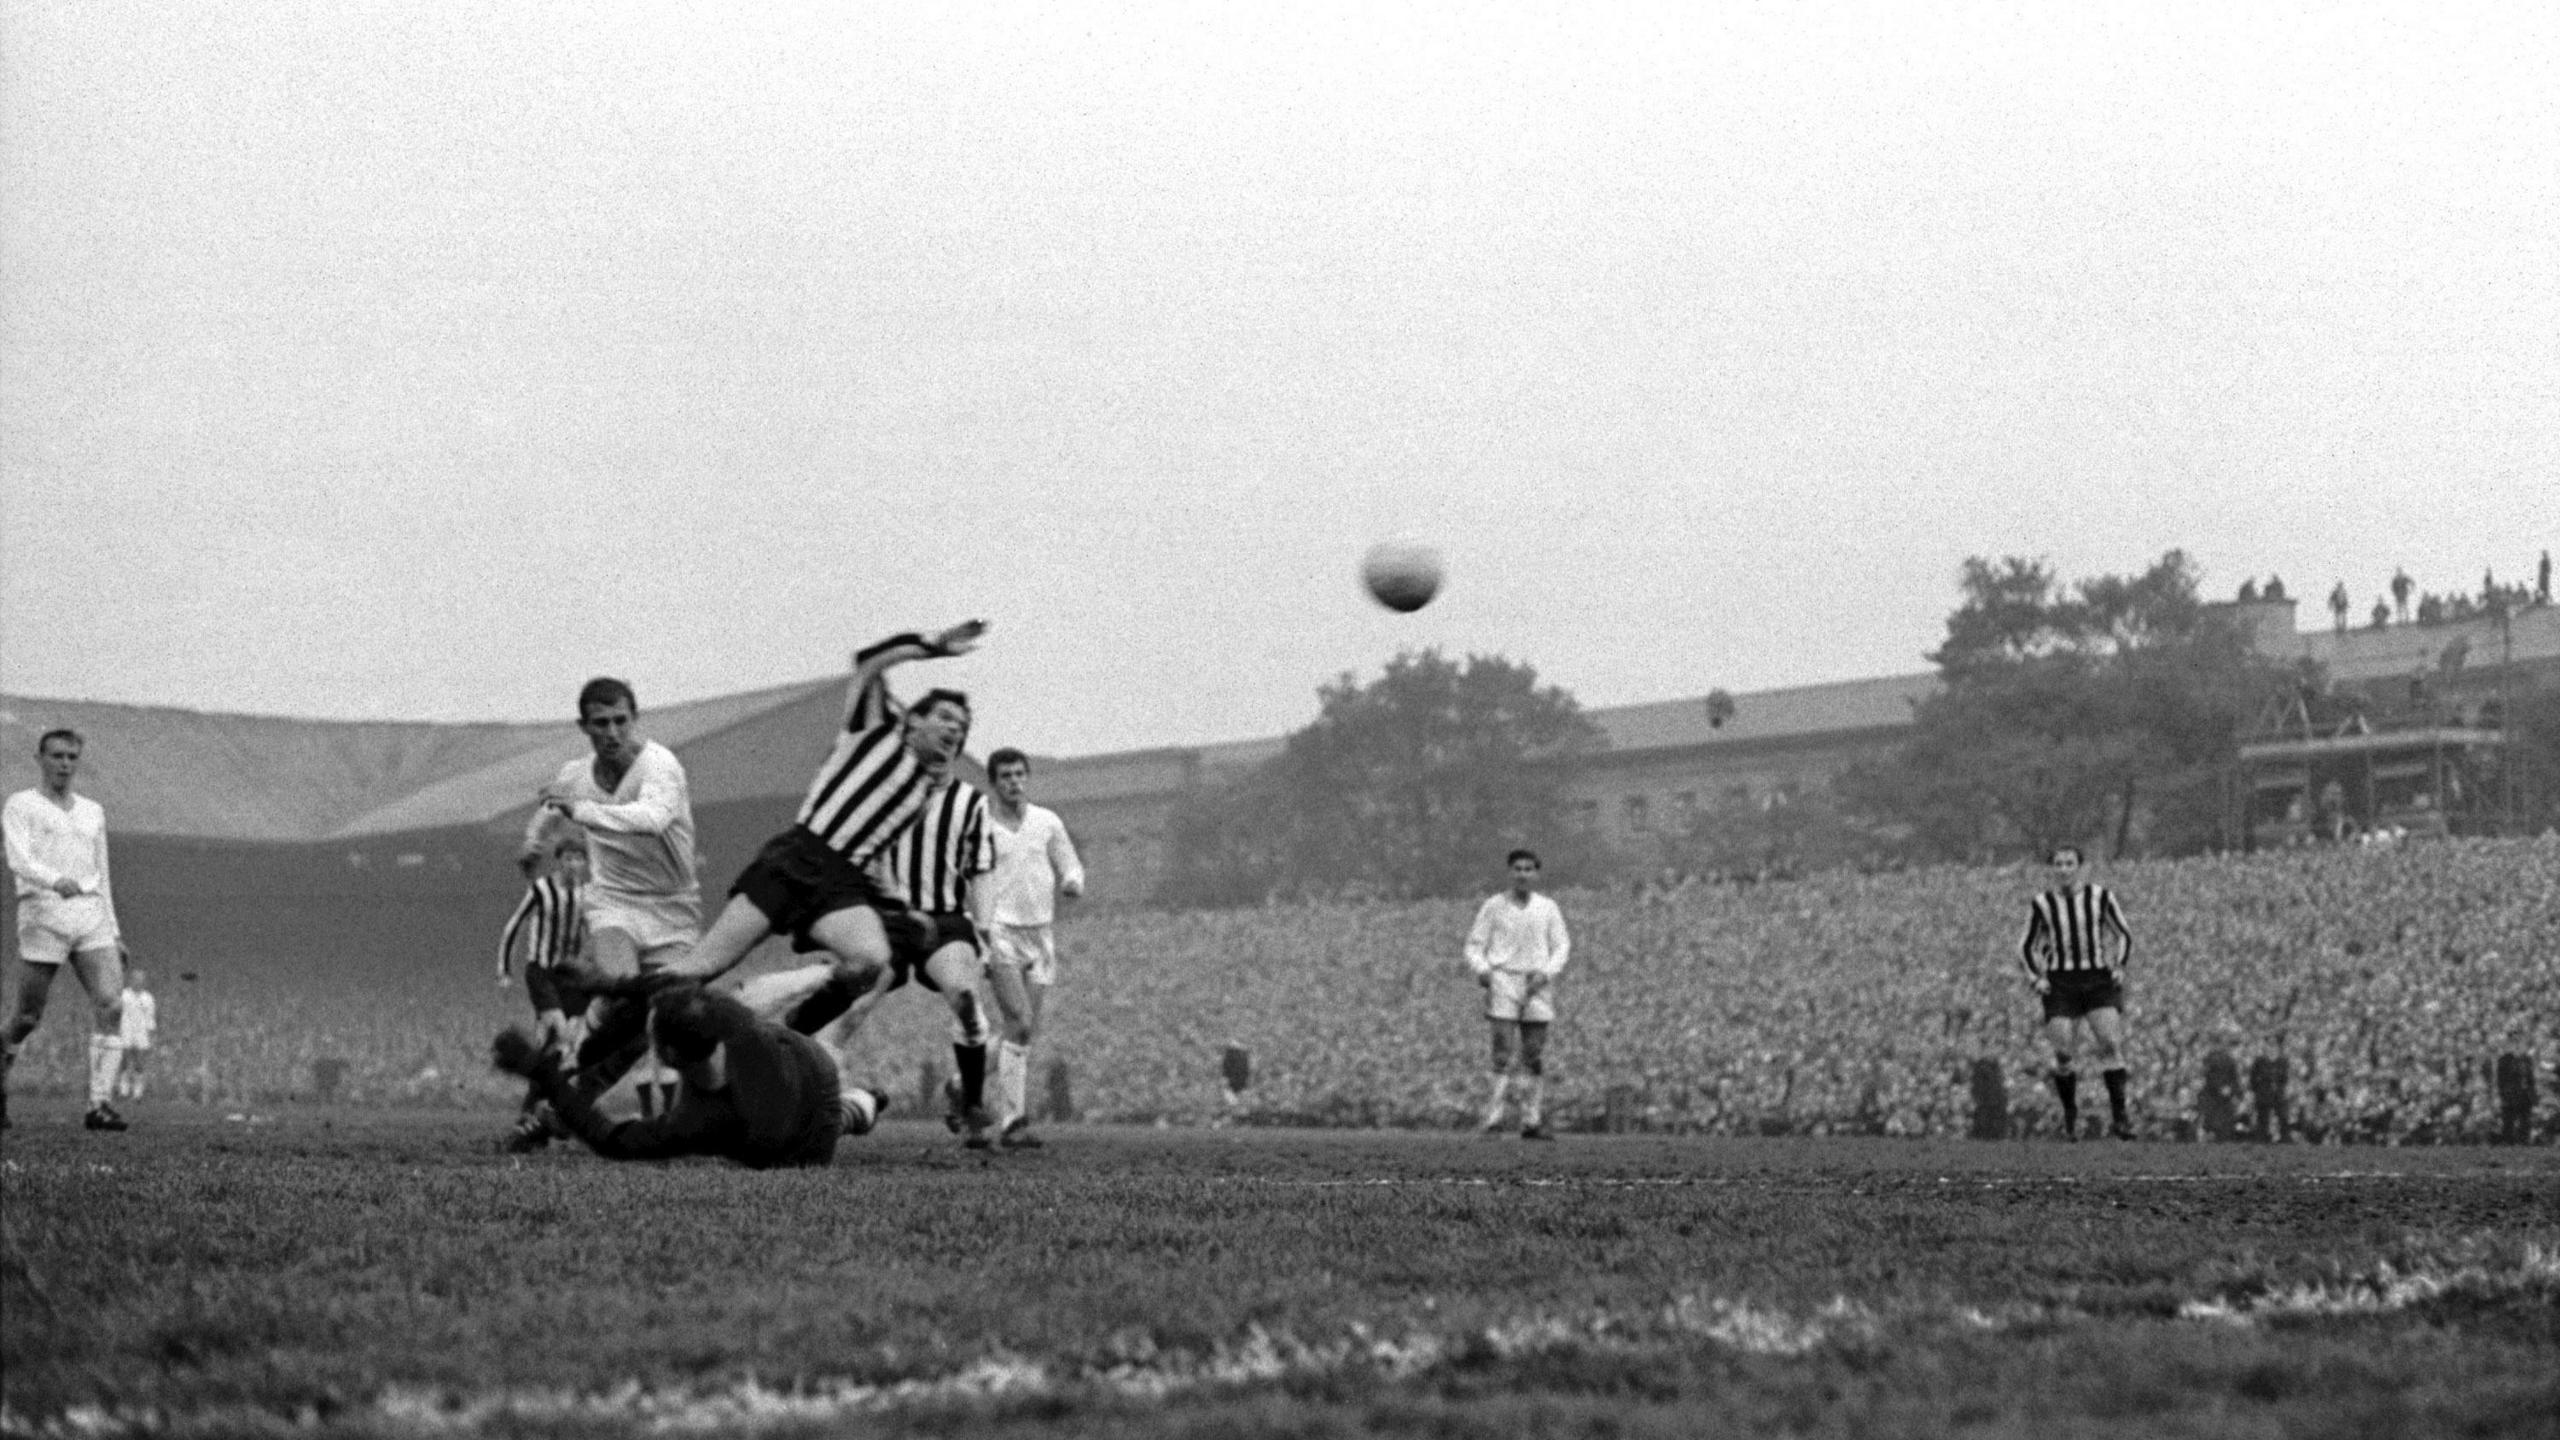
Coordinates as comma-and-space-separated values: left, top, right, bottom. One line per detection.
843, 621, 990, 729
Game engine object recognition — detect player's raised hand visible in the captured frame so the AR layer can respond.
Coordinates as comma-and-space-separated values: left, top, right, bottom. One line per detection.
933, 619, 989, 656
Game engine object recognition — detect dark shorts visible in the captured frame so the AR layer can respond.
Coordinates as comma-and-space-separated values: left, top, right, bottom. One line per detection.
730, 827, 895, 955
2042, 969, 2125, 1022
885, 910, 982, 992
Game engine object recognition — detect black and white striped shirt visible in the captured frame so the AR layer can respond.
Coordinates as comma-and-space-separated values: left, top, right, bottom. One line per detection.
794, 633, 952, 868
2019, 883, 2132, 977
873, 777, 991, 916
498, 872, 587, 978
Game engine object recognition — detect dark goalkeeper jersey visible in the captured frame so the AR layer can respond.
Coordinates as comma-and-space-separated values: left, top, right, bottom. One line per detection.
541, 991, 843, 1168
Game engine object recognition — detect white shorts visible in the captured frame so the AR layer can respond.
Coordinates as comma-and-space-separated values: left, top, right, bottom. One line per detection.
985, 923, 1058, 987
581, 887, 701, 959
1485, 971, 1556, 1025
16, 896, 118, 965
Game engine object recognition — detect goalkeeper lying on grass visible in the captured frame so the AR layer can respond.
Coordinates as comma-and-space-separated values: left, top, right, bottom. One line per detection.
492, 977, 884, 1169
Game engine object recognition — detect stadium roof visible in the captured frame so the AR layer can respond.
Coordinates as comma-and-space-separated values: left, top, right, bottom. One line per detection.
3, 668, 1942, 844
16, 604, 2543, 845
0, 682, 833, 843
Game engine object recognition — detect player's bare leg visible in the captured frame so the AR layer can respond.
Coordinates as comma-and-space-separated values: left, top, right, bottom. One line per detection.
2085, 1007, 2132, 1138
1482, 1021, 1517, 1133
667, 893, 784, 984
919, 942, 996, 1148
984, 958, 1038, 1141
2043, 1014, 2085, 1140
801, 905, 891, 995
562, 927, 653, 1102
1516, 1021, 1552, 1140
70, 946, 127, 1130
0, 961, 59, 1129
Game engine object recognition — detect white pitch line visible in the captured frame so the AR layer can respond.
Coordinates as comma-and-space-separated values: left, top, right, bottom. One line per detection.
1214, 1169, 2434, 1190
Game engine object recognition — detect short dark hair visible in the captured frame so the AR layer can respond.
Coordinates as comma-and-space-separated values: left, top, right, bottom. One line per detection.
36, 728, 82, 756
577, 677, 637, 719
648, 982, 720, 1066
2049, 845, 2086, 866
910, 687, 971, 720
987, 747, 1030, 777
1507, 848, 1541, 868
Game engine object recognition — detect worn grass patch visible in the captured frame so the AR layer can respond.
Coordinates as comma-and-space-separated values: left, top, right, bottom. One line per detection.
4, 1109, 2556, 1437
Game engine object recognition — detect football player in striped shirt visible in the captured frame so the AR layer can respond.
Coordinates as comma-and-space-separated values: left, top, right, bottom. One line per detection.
495, 840, 593, 1151
734, 691, 1003, 1146
2017, 845, 2137, 1140
665, 620, 987, 1006
856, 749, 1003, 1145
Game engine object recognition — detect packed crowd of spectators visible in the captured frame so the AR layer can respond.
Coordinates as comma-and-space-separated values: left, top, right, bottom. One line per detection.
6, 837, 2550, 1144
950, 833, 2558, 1142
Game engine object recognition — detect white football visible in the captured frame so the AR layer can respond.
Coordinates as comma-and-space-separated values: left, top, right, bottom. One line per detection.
1361, 541, 1444, 613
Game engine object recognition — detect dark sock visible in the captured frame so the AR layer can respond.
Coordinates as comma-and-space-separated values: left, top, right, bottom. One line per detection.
637, 1083, 658, 1119
955, 1042, 987, 1110
784, 973, 866, 1035
658, 1082, 678, 1113
2103, 1068, 2128, 1123
2053, 1069, 2079, 1132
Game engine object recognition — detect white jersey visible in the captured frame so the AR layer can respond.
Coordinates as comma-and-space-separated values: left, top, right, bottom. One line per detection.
1464, 891, 1571, 979
120, 987, 157, 1047
524, 741, 701, 912
5, 788, 118, 921
981, 803, 1084, 927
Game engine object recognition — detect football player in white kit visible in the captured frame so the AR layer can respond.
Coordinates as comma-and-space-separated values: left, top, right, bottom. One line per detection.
524, 678, 702, 1102
977, 747, 1083, 1147
1463, 848, 1571, 1140
2, 729, 132, 1131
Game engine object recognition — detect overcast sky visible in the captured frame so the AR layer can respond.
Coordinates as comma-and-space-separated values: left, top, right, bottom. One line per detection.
3, 2, 2553, 758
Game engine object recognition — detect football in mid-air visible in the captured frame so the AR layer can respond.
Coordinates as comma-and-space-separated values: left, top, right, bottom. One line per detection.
1361, 541, 1443, 613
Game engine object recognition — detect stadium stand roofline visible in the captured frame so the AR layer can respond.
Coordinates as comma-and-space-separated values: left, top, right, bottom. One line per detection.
9, 601, 2546, 845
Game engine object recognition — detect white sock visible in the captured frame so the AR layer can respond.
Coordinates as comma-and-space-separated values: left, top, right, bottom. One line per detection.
1484, 1073, 1510, 1121
88, 1034, 126, 1107
1523, 1077, 1545, 1127
997, 1040, 1029, 1126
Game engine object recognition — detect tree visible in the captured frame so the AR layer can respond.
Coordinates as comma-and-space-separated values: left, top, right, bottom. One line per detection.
1155, 650, 1606, 906
1851, 550, 2286, 861
1664, 777, 1896, 881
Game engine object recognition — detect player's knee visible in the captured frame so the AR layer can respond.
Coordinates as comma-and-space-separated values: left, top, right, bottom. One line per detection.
950, 992, 992, 1049
1518, 1028, 1548, 1076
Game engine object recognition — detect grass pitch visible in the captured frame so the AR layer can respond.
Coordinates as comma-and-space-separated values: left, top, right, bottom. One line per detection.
4, 1103, 2555, 1438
